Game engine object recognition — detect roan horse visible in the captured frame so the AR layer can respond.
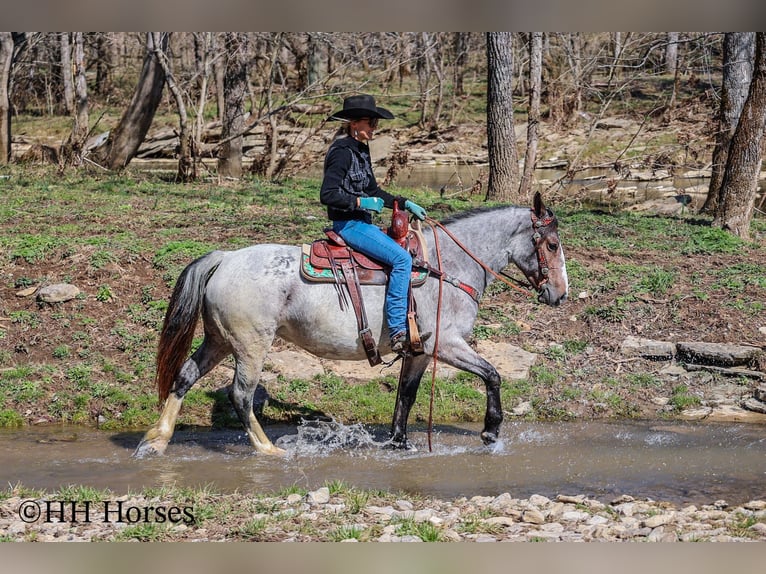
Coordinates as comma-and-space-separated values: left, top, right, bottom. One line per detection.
133, 192, 568, 457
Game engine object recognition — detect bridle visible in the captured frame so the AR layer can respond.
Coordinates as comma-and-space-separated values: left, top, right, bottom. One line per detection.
423, 207, 560, 300
528, 207, 559, 291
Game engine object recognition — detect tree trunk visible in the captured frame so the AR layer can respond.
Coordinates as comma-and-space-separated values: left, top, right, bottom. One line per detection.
307, 33, 321, 87
73, 33, 89, 142
416, 33, 431, 128
218, 32, 249, 179
452, 32, 468, 98
713, 32, 766, 239
150, 33, 193, 182
93, 32, 167, 170
485, 32, 519, 201
62, 32, 89, 167
0, 33, 13, 164
94, 33, 113, 97
665, 32, 679, 76
520, 32, 543, 199
60, 33, 74, 115
193, 32, 214, 154
703, 32, 755, 213
213, 34, 226, 121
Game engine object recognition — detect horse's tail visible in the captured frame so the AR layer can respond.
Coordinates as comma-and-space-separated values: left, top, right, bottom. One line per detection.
155, 250, 225, 404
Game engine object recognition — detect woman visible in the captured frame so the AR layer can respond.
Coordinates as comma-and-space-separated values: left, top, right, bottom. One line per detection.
320, 94, 427, 354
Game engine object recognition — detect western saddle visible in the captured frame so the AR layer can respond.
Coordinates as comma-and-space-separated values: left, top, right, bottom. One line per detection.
300, 201, 428, 366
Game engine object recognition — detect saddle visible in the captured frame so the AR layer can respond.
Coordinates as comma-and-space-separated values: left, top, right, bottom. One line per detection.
300, 202, 428, 366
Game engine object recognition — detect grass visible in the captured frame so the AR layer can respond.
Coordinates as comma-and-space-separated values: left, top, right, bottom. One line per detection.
0, 165, 764, 430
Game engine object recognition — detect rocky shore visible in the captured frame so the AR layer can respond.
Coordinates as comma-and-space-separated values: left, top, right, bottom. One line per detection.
2, 488, 765, 542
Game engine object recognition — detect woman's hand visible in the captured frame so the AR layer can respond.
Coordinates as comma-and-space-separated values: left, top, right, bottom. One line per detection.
358, 197, 384, 212
405, 200, 427, 220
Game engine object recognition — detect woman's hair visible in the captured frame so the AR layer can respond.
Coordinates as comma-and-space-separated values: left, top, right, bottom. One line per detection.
332, 121, 352, 140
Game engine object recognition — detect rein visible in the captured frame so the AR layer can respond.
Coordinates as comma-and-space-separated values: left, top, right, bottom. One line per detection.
424, 217, 538, 298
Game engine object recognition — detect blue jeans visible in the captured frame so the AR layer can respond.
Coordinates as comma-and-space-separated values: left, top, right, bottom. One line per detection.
333, 219, 411, 338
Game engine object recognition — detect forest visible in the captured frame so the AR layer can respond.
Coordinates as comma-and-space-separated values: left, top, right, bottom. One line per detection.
0, 32, 764, 237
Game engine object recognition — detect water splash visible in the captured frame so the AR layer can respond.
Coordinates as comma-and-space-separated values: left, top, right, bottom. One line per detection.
275, 419, 388, 457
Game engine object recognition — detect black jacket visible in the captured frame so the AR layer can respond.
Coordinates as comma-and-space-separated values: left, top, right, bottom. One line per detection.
319, 136, 407, 222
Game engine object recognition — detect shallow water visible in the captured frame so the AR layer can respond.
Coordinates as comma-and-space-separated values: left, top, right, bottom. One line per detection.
2, 420, 764, 505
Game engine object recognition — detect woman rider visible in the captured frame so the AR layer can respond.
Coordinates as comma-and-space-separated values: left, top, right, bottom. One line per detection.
320, 94, 427, 354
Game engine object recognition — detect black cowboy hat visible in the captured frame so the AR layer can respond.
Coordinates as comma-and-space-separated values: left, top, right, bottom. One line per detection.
327, 94, 394, 121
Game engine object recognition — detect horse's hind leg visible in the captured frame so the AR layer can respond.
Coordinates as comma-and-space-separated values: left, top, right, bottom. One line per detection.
230, 353, 285, 456
390, 354, 430, 450
133, 338, 227, 458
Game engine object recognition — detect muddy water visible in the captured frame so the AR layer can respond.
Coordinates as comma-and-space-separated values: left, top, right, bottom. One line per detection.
2, 420, 764, 505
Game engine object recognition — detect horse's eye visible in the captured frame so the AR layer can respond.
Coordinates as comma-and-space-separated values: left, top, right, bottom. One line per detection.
547, 242, 558, 252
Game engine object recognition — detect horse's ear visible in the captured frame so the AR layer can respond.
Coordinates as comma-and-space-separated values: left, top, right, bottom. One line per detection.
533, 191, 545, 217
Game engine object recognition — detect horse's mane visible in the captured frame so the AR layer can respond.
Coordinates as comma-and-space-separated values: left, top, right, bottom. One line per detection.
439, 205, 520, 226
438, 203, 558, 233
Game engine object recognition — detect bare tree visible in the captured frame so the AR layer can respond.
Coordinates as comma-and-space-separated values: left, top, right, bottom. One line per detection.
60, 33, 74, 115
0, 33, 14, 164
93, 33, 113, 97
61, 32, 89, 166
73, 33, 88, 143
218, 32, 249, 179
485, 32, 519, 201
713, 32, 766, 239
703, 33, 755, 214
150, 32, 194, 182
665, 32, 679, 75
520, 32, 543, 199
93, 32, 167, 170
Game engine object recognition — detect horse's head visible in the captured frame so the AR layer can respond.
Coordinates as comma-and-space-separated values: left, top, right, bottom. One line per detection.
523, 192, 569, 307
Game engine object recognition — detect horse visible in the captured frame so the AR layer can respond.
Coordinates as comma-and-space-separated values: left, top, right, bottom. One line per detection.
133, 192, 568, 457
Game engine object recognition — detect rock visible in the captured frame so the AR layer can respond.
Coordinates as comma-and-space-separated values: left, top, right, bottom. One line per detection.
528, 494, 551, 507
511, 401, 533, 416
742, 398, 766, 415
643, 513, 674, 528
522, 509, 545, 524
561, 511, 590, 522
754, 385, 766, 402
307, 487, 330, 505
680, 406, 713, 420
676, 342, 761, 368
660, 365, 687, 377
37, 283, 80, 303
15, 285, 38, 297
620, 336, 675, 360
484, 516, 516, 527
475, 340, 538, 380
595, 117, 634, 130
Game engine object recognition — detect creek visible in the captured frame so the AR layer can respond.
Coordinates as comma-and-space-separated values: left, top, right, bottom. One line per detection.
3, 420, 764, 505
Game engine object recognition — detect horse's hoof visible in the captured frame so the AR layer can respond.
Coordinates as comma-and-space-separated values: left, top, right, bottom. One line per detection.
480, 430, 499, 445
132, 440, 166, 459
386, 437, 418, 452
266, 445, 287, 456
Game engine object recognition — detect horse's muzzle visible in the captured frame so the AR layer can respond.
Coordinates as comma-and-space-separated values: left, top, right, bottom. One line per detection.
537, 283, 567, 307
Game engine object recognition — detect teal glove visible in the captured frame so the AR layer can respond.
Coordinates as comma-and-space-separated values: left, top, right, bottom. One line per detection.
359, 196, 384, 212
405, 200, 427, 220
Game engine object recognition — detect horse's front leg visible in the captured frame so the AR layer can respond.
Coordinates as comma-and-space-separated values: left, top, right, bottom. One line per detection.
435, 337, 504, 445
390, 354, 430, 450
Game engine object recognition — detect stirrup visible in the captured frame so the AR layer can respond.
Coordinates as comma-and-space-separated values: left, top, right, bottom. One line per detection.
390, 331, 409, 354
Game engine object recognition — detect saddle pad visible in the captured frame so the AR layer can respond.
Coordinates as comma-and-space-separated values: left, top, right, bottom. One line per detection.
309, 240, 383, 271
300, 244, 428, 286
